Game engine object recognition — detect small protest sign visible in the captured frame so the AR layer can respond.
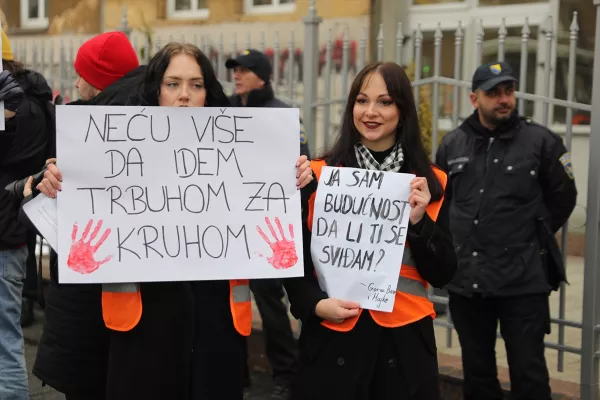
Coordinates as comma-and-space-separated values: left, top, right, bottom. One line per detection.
310, 166, 414, 312
56, 105, 303, 284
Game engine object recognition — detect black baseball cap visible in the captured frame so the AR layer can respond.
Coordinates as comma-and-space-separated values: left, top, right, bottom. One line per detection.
472, 61, 517, 91
225, 49, 272, 83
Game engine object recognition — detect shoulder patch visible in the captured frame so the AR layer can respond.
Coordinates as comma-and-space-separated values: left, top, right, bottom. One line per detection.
559, 152, 574, 180
299, 121, 307, 144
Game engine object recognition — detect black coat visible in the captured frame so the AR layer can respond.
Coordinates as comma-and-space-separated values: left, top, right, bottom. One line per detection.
27, 66, 146, 396
283, 153, 457, 399
435, 111, 577, 297
0, 69, 52, 250
102, 86, 247, 400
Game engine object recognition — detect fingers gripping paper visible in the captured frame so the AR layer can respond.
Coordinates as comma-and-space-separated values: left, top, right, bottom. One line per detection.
310, 167, 414, 312
55, 105, 303, 284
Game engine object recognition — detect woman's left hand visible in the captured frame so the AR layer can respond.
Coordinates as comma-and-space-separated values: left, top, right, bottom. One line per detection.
296, 155, 313, 189
409, 177, 431, 225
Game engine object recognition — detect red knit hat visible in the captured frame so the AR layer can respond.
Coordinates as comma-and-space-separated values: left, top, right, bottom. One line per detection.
74, 31, 139, 91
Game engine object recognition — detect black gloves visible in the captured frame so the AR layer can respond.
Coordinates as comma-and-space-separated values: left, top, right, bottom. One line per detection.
0, 70, 24, 112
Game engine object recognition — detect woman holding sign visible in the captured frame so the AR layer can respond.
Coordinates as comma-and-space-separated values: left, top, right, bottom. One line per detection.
34, 42, 314, 400
285, 61, 457, 400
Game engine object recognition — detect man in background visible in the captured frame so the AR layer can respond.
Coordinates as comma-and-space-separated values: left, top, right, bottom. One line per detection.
226, 49, 307, 400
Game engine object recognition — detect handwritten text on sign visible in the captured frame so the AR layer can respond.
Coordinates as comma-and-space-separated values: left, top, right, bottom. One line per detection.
56, 105, 303, 284
310, 167, 414, 312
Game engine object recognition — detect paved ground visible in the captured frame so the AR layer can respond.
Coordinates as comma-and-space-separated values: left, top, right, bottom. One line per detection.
25, 255, 591, 398
433, 255, 587, 385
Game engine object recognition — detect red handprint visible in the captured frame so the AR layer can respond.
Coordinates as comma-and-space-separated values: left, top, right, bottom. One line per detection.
67, 219, 112, 274
256, 217, 298, 269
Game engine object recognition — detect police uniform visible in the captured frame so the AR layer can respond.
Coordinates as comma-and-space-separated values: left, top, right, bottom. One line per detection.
435, 61, 577, 400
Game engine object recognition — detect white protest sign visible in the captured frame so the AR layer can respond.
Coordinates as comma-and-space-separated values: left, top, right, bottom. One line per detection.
56, 105, 303, 284
310, 166, 414, 312
23, 195, 58, 252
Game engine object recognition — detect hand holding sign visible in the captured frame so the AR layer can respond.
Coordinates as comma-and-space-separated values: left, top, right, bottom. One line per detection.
409, 177, 431, 225
37, 163, 62, 198
296, 155, 314, 188
315, 298, 360, 323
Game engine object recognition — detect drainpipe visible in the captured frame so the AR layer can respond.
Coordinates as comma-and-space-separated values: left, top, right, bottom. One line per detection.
99, 0, 105, 32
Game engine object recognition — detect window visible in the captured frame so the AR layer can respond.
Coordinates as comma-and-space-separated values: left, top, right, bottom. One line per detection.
479, 0, 546, 5
552, 0, 595, 125
413, 0, 465, 4
167, 0, 208, 20
245, 0, 295, 15
20, 0, 48, 29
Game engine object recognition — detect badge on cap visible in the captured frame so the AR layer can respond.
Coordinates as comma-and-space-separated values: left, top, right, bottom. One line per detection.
490, 64, 502, 75
243, 50, 250, 55
299, 121, 307, 144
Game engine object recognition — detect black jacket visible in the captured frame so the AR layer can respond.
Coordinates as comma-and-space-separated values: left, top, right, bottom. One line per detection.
29, 66, 146, 396
0, 69, 52, 250
435, 111, 577, 297
229, 84, 311, 158
98, 81, 247, 400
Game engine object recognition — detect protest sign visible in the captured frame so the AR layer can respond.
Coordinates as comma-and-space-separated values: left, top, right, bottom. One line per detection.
56, 105, 303, 284
310, 166, 414, 312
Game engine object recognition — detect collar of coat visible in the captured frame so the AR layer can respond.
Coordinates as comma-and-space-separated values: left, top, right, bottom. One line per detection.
464, 109, 521, 140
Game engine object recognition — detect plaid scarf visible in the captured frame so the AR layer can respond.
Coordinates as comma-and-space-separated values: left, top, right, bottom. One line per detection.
354, 141, 404, 172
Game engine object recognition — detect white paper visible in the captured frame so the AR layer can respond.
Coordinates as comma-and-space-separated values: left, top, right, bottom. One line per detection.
310, 166, 415, 312
23, 195, 58, 252
56, 105, 304, 284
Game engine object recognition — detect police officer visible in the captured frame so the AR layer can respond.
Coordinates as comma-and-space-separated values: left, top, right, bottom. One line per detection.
435, 61, 577, 400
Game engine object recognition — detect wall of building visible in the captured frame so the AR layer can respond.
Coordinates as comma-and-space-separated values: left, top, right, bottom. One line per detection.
104, 0, 370, 30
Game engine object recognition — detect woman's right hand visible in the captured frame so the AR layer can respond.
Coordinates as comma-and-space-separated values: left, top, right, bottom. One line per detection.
37, 163, 62, 198
315, 298, 361, 323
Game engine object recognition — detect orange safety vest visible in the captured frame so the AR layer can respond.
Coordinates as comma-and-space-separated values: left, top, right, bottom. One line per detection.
101, 279, 252, 336
307, 159, 447, 332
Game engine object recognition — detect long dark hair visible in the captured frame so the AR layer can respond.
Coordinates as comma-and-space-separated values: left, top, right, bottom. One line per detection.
134, 42, 229, 107
320, 61, 444, 201
3, 59, 24, 75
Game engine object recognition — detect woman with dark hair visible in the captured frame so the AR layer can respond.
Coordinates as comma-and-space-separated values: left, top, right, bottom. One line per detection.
284, 61, 457, 399
95, 42, 313, 400
131, 42, 230, 108
36, 42, 313, 399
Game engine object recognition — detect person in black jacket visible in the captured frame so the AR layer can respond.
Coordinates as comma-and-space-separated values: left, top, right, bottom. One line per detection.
14, 31, 142, 400
435, 61, 577, 400
0, 30, 48, 400
284, 61, 456, 400
226, 48, 306, 399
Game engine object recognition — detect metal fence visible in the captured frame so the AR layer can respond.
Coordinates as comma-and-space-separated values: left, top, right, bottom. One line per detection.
9, 1, 600, 398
